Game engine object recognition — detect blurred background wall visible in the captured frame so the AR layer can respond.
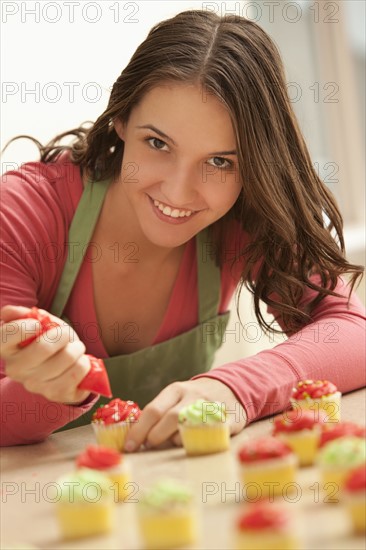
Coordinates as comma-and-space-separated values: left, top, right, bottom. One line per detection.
1, 1, 365, 364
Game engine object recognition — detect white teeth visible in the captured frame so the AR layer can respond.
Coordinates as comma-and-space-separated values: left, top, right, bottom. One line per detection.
152, 198, 193, 218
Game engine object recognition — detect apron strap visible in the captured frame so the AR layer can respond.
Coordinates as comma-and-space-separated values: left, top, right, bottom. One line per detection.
50, 178, 111, 317
196, 228, 221, 323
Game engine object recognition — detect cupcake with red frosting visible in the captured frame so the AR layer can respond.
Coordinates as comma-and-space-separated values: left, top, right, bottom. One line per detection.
92, 398, 141, 452
273, 409, 322, 466
237, 437, 298, 500
290, 380, 341, 422
343, 464, 366, 533
320, 422, 366, 448
76, 445, 130, 502
234, 504, 299, 550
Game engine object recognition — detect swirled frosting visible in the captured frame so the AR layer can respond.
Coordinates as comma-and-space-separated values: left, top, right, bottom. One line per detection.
292, 380, 338, 400
317, 437, 366, 467
92, 398, 141, 425
139, 480, 192, 512
57, 468, 111, 503
178, 399, 226, 425
273, 409, 320, 433
320, 422, 366, 447
76, 445, 121, 470
344, 464, 366, 493
238, 437, 293, 463
237, 505, 289, 531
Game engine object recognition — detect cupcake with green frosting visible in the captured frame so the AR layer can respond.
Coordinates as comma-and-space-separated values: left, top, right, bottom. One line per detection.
178, 399, 230, 455
56, 468, 115, 539
137, 479, 197, 549
317, 437, 366, 502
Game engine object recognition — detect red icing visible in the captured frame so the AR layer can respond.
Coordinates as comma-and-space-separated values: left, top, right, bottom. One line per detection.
17, 311, 112, 398
76, 445, 121, 469
292, 380, 338, 400
92, 398, 141, 425
273, 409, 319, 433
78, 355, 112, 398
344, 465, 366, 493
237, 505, 289, 531
18, 307, 59, 348
238, 437, 293, 463
320, 422, 366, 447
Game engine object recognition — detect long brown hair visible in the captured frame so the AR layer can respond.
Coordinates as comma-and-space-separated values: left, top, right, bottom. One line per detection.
3, 10, 363, 334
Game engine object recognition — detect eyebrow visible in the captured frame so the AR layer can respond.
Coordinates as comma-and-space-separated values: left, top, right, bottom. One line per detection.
136, 124, 237, 156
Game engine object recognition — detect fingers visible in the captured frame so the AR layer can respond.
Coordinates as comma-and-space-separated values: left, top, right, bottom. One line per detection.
0, 305, 33, 323
1, 317, 41, 357
5, 325, 80, 377
0, 305, 90, 404
22, 353, 90, 404
43, 354, 91, 404
0, 307, 74, 359
124, 378, 247, 453
124, 383, 183, 452
7, 340, 86, 384
171, 432, 182, 447
145, 404, 182, 448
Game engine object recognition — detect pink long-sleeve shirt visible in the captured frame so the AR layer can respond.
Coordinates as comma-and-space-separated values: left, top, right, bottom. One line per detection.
1, 153, 365, 446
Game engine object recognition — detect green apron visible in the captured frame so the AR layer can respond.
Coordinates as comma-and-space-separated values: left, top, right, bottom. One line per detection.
50, 178, 230, 430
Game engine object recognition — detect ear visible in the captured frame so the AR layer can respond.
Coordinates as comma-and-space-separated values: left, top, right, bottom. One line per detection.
113, 118, 126, 141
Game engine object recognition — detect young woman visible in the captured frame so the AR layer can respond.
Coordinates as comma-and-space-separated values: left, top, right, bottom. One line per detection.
1, 10, 364, 447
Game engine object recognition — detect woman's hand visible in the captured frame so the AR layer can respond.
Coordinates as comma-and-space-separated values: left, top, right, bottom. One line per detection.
124, 377, 247, 452
0, 305, 91, 405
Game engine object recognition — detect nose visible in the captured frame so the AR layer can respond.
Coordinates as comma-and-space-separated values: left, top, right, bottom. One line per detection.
160, 162, 200, 208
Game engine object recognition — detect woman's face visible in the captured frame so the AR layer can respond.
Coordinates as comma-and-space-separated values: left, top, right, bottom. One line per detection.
114, 82, 242, 248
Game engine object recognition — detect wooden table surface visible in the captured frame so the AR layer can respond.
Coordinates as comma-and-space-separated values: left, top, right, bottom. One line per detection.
1, 388, 365, 550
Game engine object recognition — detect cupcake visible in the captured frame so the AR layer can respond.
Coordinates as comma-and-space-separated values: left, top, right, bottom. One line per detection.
238, 437, 298, 500
56, 468, 115, 539
290, 380, 341, 422
343, 464, 366, 533
319, 422, 366, 448
76, 445, 130, 502
137, 479, 198, 549
317, 436, 366, 502
273, 409, 322, 466
178, 399, 230, 455
234, 504, 299, 550
92, 398, 141, 451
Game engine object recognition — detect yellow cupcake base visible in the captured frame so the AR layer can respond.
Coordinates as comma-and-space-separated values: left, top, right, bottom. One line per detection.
346, 497, 366, 533
92, 422, 130, 452
276, 428, 320, 466
138, 510, 197, 549
179, 424, 230, 455
57, 501, 114, 539
320, 468, 350, 503
235, 531, 299, 550
241, 457, 298, 500
109, 471, 130, 502
290, 392, 341, 423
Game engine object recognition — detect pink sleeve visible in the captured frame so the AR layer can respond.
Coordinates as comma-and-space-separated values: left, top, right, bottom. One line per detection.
0, 162, 98, 446
193, 271, 366, 424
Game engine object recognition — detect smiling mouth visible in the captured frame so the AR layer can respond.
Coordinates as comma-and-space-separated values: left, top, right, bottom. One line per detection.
152, 198, 196, 219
